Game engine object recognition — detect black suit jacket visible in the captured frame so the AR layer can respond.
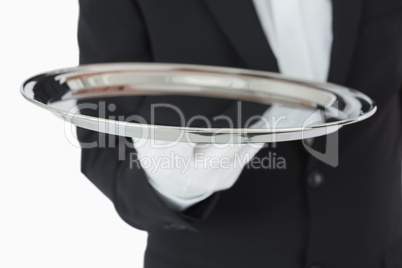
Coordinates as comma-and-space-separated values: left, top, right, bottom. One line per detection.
77, 0, 402, 267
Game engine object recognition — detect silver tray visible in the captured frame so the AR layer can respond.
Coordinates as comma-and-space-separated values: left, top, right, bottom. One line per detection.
21, 63, 376, 144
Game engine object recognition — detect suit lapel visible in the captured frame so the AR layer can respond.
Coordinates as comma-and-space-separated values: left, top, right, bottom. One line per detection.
327, 0, 364, 85
203, 0, 279, 72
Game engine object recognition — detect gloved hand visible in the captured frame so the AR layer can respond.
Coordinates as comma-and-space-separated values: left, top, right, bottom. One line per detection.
133, 138, 265, 211
133, 104, 315, 211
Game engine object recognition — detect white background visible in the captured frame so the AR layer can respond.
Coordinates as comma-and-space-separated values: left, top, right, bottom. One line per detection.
0, 1, 147, 267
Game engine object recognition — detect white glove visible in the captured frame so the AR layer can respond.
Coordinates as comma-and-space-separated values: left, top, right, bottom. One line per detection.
133, 105, 316, 211
134, 139, 264, 211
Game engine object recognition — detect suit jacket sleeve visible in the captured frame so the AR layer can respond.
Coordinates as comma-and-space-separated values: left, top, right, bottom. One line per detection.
77, 0, 219, 231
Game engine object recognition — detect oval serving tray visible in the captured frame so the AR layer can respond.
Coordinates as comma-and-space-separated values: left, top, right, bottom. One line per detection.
21, 63, 376, 144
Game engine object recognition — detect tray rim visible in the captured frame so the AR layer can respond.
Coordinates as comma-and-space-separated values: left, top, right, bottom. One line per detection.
20, 62, 377, 143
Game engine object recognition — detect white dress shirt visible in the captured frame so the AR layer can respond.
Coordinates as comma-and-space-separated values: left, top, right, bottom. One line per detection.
253, 0, 333, 82
135, 0, 333, 211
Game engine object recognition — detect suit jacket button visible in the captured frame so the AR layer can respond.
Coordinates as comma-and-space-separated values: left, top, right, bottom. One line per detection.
307, 171, 324, 189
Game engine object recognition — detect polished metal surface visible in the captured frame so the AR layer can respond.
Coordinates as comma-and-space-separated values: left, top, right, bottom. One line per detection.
21, 63, 376, 144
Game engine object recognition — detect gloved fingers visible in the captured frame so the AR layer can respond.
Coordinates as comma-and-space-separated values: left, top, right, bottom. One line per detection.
192, 142, 264, 161
236, 142, 265, 159
134, 138, 197, 157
